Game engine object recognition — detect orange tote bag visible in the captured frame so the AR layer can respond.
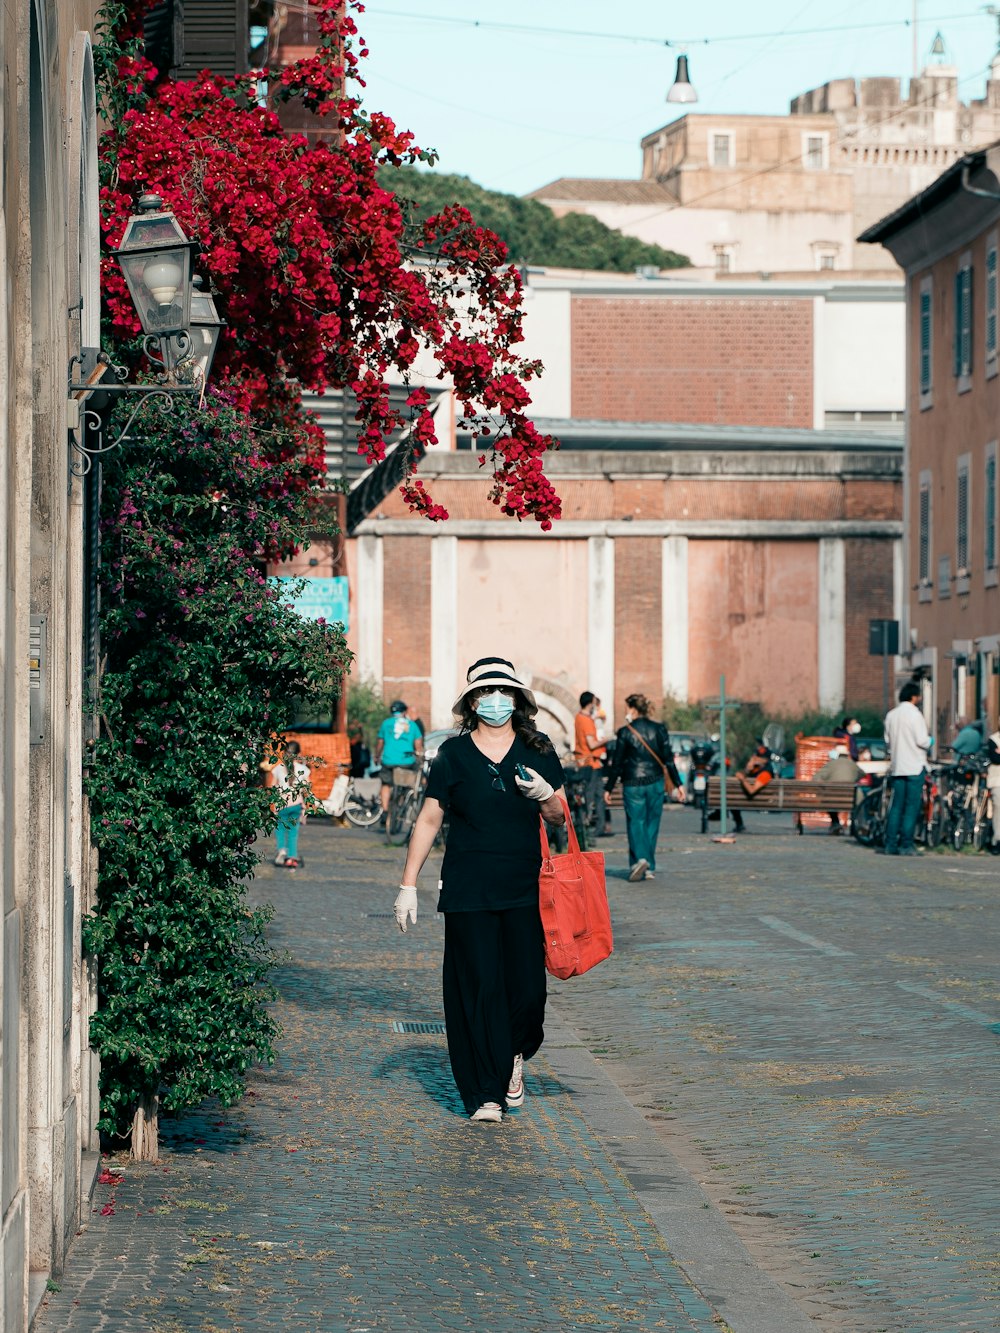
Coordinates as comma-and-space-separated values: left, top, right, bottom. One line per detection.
538, 799, 614, 980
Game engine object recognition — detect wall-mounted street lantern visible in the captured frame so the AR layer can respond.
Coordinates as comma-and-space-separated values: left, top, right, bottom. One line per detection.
113, 193, 197, 340
180, 275, 225, 384
67, 192, 223, 474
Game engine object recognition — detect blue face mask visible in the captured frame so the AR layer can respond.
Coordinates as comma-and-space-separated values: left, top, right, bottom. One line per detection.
475, 691, 515, 726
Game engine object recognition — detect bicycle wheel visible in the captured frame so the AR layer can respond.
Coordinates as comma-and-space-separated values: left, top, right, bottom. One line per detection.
386, 789, 415, 845
852, 791, 878, 846
925, 793, 945, 849
952, 809, 970, 851
973, 813, 991, 852
344, 790, 382, 828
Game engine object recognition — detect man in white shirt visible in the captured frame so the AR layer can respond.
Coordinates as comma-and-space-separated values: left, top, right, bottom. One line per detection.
882, 681, 931, 855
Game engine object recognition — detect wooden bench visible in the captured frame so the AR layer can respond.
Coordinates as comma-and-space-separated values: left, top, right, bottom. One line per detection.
705, 777, 858, 833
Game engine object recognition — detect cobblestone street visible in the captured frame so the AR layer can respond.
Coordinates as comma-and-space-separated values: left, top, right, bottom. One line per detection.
35, 809, 1000, 1332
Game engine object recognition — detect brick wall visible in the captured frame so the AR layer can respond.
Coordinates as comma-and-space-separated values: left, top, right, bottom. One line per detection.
382, 537, 432, 724
614, 538, 663, 707
571, 297, 814, 426
687, 540, 819, 712
844, 479, 902, 521
664, 479, 845, 521
844, 537, 896, 709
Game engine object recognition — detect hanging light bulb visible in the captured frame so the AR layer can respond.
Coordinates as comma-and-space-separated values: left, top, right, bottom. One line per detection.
667, 52, 698, 104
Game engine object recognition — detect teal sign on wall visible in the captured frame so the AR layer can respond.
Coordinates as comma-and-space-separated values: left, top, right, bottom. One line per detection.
272, 576, 349, 631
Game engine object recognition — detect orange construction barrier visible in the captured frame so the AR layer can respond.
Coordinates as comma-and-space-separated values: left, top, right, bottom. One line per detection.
280, 732, 351, 801
794, 734, 841, 830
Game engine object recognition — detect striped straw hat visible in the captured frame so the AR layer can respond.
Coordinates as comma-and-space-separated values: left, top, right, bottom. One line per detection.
452, 657, 537, 714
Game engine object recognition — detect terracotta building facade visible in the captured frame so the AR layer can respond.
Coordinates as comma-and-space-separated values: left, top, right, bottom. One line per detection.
343, 432, 902, 747
862, 143, 1000, 741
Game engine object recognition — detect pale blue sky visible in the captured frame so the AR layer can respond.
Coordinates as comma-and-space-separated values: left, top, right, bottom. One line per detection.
354, 1, 999, 195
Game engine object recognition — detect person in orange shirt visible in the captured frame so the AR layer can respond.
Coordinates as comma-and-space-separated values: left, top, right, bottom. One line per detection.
574, 691, 608, 836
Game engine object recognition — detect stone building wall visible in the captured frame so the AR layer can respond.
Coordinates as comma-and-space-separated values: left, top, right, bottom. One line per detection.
2, 3, 103, 1327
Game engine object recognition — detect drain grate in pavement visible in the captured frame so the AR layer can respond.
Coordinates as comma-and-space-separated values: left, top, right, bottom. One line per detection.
391, 1020, 447, 1035
364, 912, 395, 918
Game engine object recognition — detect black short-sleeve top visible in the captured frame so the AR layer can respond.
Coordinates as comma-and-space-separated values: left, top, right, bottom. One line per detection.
425, 731, 566, 912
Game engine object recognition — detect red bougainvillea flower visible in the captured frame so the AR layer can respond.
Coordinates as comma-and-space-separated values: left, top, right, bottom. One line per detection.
97, 0, 561, 528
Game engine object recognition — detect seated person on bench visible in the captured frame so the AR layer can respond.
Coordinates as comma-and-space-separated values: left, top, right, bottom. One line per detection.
710, 740, 774, 832
814, 744, 863, 834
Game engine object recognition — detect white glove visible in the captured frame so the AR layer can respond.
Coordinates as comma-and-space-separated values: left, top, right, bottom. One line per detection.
394, 886, 418, 932
514, 766, 554, 802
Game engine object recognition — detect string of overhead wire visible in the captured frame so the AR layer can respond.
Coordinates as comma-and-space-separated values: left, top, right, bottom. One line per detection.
362, 7, 989, 50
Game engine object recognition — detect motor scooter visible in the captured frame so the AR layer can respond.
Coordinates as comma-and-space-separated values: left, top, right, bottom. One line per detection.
689, 737, 719, 834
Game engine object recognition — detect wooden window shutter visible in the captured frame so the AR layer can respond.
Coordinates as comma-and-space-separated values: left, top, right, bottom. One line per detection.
962, 264, 973, 376
919, 482, 931, 582
174, 0, 250, 80
919, 288, 932, 395
957, 462, 969, 573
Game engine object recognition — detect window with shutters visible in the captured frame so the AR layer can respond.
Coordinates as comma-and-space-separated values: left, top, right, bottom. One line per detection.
918, 276, 933, 408
918, 469, 933, 601
144, 0, 261, 80
172, 0, 250, 81
987, 236, 998, 379
956, 453, 971, 593
954, 253, 973, 391
985, 442, 998, 587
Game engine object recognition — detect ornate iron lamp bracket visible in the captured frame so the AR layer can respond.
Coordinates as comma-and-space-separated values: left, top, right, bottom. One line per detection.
67, 347, 200, 476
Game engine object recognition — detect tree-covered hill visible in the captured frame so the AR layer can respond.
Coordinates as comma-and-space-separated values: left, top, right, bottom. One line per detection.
381, 166, 689, 274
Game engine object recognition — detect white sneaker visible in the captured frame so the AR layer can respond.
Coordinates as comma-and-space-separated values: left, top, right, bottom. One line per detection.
645, 870, 655, 880
628, 858, 648, 883
507, 1054, 525, 1107
273, 850, 287, 866
470, 1102, 502, 1123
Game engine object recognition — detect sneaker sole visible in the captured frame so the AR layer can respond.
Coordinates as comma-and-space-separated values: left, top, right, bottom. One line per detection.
627, 859, 649, 882
506, 1085, 525, 1108
470, 1108, 502, 1123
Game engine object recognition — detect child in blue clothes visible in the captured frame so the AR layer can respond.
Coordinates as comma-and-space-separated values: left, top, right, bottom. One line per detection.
271, 740, 311, 869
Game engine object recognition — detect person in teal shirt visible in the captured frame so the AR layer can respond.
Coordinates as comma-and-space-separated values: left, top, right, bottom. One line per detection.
375, 701, 423, 821
952, 717, 985, 757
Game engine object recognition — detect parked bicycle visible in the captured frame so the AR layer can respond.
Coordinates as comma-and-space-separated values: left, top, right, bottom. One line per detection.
851, 771, 890, 846
942, 754, 992, 851
384, 727, 459, 847
342, 777, 383, 828
386, 763, 427, 846
917, 766, 947, 848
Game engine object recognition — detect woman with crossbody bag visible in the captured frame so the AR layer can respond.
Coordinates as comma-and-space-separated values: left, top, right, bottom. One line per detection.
604, 693, 684, 882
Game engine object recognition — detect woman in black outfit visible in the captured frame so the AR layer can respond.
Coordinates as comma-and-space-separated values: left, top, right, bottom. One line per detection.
604, 692, 683, 882
394, 657, 566, 1123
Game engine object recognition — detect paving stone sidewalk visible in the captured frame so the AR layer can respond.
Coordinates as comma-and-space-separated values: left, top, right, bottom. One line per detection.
36, 820, 807, 1333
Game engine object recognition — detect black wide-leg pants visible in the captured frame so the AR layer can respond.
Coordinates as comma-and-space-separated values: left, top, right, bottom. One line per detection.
442, 904, 547, 1116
